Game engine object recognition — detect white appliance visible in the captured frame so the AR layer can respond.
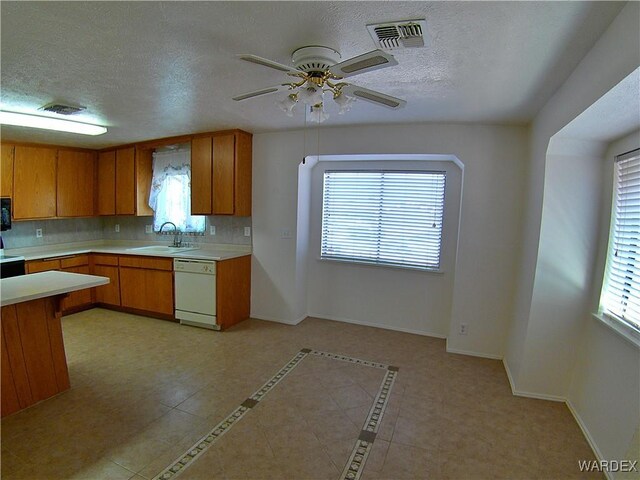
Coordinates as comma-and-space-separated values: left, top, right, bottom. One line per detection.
174, 258, 218, 330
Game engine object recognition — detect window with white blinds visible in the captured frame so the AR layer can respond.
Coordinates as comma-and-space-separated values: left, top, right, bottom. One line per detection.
321, 170, 446, 271
601, 148, 640, 331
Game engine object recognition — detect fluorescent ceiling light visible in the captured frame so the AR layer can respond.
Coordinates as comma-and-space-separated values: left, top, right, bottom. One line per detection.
0, 111, 107, 135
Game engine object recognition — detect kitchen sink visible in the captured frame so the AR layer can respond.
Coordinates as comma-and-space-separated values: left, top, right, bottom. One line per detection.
126, 245, 200, 254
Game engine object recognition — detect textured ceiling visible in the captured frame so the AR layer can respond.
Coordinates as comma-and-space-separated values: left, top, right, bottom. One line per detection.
0, 1, 626, 148
557, 68, 640, 142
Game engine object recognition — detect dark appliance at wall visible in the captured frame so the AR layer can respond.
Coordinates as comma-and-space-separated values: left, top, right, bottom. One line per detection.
0, 255, 25, 279
0, 198, 25, 278
1, 197, 12, 231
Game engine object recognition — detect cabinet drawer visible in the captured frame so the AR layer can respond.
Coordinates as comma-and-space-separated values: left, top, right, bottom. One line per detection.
26, 259, 61, 274
118, 255, 173, 271
92, 254, 119, 266
60, 255, 89, 268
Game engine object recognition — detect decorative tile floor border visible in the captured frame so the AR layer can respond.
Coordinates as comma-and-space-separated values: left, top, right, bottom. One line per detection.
153, 349, 398, 480
340, 368, 398, 480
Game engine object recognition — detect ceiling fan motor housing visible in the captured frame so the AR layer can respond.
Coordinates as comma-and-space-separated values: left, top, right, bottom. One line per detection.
292, 46, 341, 74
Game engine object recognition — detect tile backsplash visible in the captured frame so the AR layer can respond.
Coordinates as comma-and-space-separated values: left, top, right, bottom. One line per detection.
2, 217, 104, 249
2, 216, 252, 250
102, 216, 252, 245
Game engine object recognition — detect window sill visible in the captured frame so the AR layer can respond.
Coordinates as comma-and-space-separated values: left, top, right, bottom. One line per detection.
317, 256, 443, 274
591, 312, 640, 349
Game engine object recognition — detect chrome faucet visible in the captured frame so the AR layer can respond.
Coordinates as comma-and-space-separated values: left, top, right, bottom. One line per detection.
158, 221, 182, 247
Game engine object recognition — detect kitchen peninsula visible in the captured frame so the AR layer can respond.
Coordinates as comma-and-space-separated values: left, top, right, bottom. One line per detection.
1, 271, 108, 417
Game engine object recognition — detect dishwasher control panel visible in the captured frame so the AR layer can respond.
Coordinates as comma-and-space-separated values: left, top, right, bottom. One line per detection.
174, 258, 216, 275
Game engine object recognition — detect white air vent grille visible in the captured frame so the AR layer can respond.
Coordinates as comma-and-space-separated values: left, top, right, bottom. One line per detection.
39, 103, 86, 115
367, 19, 428, 50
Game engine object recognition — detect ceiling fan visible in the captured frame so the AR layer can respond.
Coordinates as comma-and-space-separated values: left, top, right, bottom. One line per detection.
232, 46, 406, 121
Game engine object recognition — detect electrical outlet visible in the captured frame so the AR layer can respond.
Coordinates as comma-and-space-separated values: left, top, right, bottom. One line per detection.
210, 225, 216, 235
459, 323, 468, 335
281, 228, 292, 239
115, 224, 120, 233
244, 226, 251, 237
36, 228, 43, 238
145, 225, 153, 234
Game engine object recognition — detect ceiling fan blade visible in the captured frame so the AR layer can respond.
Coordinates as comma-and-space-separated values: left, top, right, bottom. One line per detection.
232, 84, 291, 101
237, 54, 303, 74
341, 84, 406, 109
329, 49, 398, 78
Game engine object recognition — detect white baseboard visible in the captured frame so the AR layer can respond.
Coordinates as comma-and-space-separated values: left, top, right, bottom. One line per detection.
566, 399, 611, 480
445, 343, 502, 360
503, 357, 518, 394
307, 312, 447, 339
249, 314, 304, 326
502, 360, 606, 471
502, 358, 566, 402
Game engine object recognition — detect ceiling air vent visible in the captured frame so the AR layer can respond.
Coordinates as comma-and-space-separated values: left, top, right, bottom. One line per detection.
39, 103, 86, 115
367, 19, 428, 50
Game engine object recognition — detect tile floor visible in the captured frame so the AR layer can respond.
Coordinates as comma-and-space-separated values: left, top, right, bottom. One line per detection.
1, 309, 601, 480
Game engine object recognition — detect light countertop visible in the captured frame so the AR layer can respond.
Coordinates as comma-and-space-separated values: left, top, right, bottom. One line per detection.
4, 241, 252, 262
1, 271, 109, 306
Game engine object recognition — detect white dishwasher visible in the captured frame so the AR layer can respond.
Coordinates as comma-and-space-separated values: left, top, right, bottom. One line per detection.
174, 258, 219, 330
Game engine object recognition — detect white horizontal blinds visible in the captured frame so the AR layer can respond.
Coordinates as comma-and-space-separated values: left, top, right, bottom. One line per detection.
321, 171, 446, 270
603, 149, 640, 330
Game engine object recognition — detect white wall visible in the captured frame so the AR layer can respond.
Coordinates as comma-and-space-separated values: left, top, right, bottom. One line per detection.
252, 123, 527, 358
567, 130, 640, 470
506, 1, 640, 394
514, 138, 605, 398
306, 159, 461, 338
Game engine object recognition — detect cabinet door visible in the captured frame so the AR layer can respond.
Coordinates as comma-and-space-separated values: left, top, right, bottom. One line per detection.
135, 148, 153, 216
116, 147, 135, 215
57, 150, 96, 217
93, 264, 120, 306
234, 131, 252, 217
1, 144, 14, 198
97, 151, 116, 215
191, 136, 213, 215
13, 146, 57, 219
120, 267, 173, 315
61, 265, 93, 311
213, 134, 235, 215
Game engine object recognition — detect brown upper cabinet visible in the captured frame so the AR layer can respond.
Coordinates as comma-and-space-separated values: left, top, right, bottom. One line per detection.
1, 144, 14, 198
5, 128, 250, 221
115, 147, 135, 215
13, 146, 57, 219
191, 131, 252, 216
97, 147, 152, 216
97, 151, 116, 215
57, 150, 96, 217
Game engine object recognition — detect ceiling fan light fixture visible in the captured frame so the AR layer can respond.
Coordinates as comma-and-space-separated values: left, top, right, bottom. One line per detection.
298, 85, 323, 105
333, 92, 356, 114
233, 45, 407, 121
309, 103, 329, 123
277, 94, 298, 117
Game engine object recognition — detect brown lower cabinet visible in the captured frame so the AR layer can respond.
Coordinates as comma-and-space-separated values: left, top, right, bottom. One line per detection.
91, 254, 121, 306
25, 255, 93, 314
118, 256, 174, 316
60, 255, 92, 311
25, 253, 250, 327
